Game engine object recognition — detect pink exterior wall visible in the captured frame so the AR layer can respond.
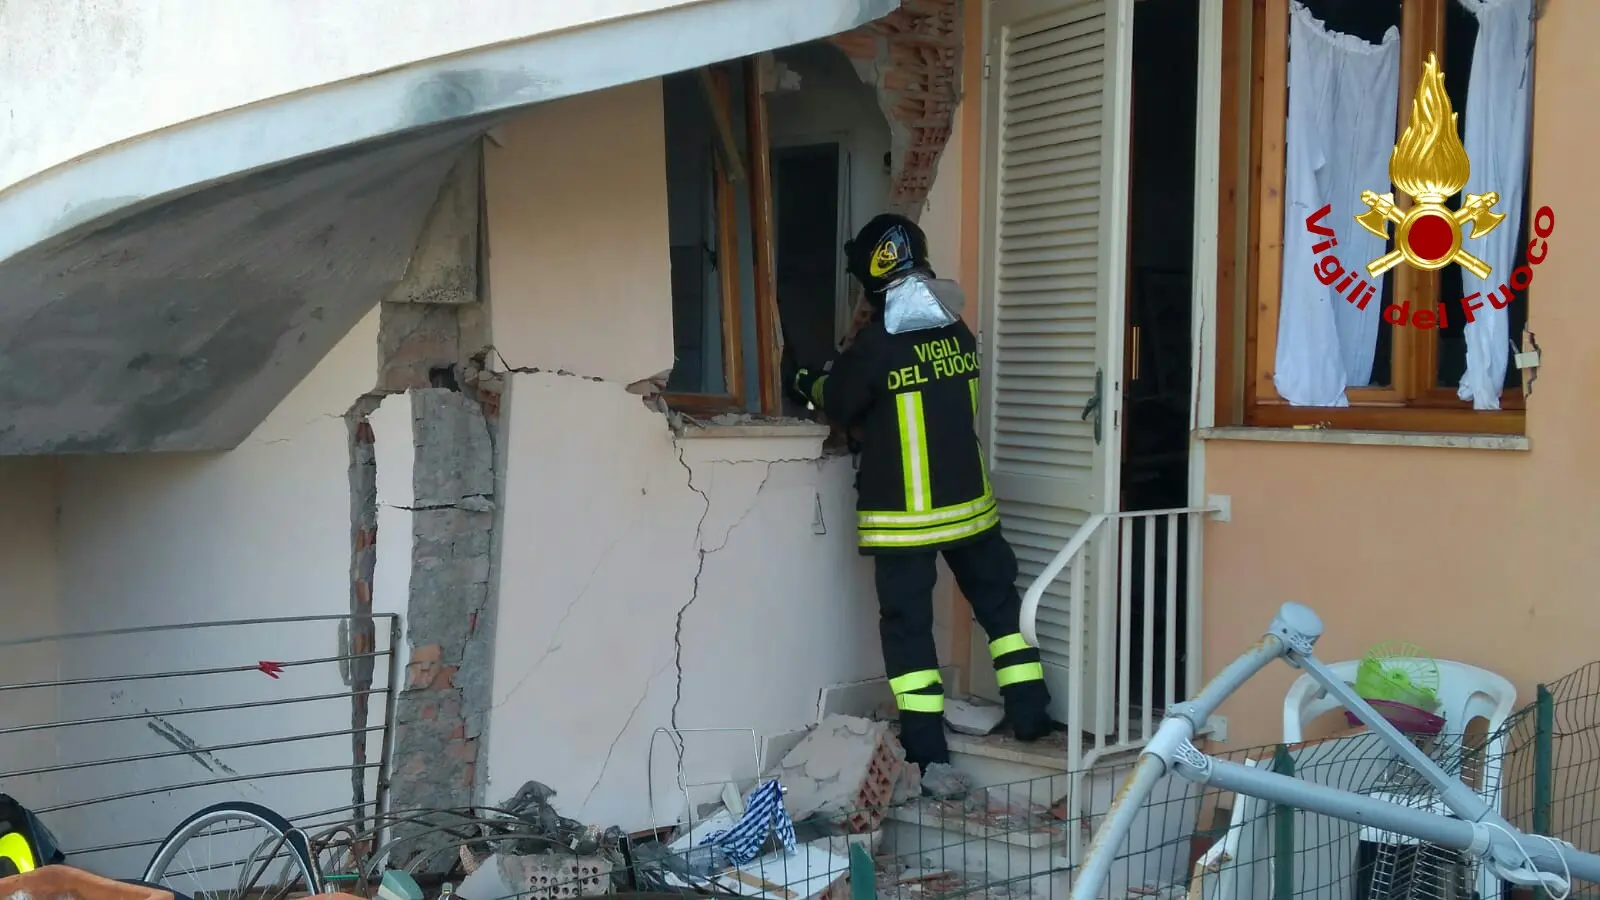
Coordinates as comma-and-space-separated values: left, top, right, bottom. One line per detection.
1203, 0, 1600, 748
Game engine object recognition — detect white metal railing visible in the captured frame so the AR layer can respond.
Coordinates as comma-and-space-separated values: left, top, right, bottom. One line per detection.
1019, 504, 1218, 838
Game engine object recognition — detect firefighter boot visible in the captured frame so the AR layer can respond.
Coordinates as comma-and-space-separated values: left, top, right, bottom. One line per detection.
1004, 680, 1054, 742
898, 710, 950, 769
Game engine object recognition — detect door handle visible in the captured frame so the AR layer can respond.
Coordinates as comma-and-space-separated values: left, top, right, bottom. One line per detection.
1082, 368, 1103, 445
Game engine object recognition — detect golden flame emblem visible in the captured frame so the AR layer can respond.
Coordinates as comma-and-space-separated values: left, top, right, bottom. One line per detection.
1355, 52, 1505, 279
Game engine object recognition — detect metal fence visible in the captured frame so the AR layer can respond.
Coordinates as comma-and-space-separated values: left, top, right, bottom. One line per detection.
392, 717, 1599, 900
0, 612, 399, 880
1498, 660, 1600, 900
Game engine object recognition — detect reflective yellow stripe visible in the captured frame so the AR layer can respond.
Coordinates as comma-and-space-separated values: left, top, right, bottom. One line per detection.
0, 832, 36, 874
977, 443, 992, 498
989, 633, 1030, 658
968, 377, 993, 497
810, 375, 829, 408
897, 692, 946, 714
859, 506, 1001, 549
995, 662, 1045, 687
889, 669, 942, 695
897, 392, 931, 512
858, 492, 996, 528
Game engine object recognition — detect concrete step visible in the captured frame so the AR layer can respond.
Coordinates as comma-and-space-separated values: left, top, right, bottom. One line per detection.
808, 680, 1203, 897
877, 730, 1201, 899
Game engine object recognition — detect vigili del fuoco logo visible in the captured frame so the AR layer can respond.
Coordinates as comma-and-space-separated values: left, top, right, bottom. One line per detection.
1304, 52, 1554, 330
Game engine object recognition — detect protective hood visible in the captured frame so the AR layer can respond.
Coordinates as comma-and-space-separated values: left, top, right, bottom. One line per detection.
883, 273, 964, 335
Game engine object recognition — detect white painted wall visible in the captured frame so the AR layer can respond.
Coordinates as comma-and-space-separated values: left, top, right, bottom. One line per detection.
0, 0, 711, 194
0, 461, 63, 812
482, 80, 947, 830
768, 43, 893, 247
38, 309, 397, 876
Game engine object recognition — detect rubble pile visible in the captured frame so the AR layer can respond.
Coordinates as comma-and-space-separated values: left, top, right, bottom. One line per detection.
457, 716, 1073, 900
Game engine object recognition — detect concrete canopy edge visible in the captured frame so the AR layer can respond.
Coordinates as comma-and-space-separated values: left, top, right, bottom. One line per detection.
0, 0, 901, 267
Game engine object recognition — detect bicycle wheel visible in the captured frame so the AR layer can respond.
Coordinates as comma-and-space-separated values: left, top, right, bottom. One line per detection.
143, 801, 322, 900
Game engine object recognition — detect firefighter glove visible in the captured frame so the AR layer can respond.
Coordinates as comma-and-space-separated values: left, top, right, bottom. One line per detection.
792, 368, 824, 409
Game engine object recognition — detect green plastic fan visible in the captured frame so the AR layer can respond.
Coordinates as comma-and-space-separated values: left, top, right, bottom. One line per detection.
1355, 642, 1441, 712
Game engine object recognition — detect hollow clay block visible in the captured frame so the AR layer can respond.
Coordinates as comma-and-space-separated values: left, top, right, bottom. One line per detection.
0, 866, 172, 900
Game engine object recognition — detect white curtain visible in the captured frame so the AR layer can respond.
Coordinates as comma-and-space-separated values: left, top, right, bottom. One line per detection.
1274, 3, 1400, 407
1456, 0, 1535, 409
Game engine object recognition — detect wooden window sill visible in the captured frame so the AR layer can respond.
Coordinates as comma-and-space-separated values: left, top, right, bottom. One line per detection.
1198, 426, 1529, 452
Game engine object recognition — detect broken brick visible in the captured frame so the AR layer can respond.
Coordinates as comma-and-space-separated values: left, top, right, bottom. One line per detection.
772, 715, 906, 833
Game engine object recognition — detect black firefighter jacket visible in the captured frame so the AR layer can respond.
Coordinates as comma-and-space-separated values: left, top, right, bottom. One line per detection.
810, 317, 998, 555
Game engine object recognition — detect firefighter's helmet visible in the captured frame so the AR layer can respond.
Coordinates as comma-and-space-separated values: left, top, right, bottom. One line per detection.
845, 213, 931, 298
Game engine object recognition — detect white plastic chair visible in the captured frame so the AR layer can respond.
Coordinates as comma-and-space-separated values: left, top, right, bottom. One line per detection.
1283, 658, 1518, 898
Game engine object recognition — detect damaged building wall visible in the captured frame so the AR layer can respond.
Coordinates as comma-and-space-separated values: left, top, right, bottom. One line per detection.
16, 144, 497, 875
352, 147, 501, 835
480, 80, 942, 830
829, 0, 962, 221
369, 388, 498, 825
0, 460, 63, 810
48, 310, 403, 875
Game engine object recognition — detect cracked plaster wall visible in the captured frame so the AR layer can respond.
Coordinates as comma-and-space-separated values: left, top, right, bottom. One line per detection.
480, 80, 951, 830
39, 309, 403, 877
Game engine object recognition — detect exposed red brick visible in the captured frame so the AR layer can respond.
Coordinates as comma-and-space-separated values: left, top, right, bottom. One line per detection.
406, 659, 439, 689
355, 420, 375, 444
831, 0, 962, 220
446, 740, 477, 761
412, 644, 443, 663
828, 31, 879, 60
420, 703, 438, 721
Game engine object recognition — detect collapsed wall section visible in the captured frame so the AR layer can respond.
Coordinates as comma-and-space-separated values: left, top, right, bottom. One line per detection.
344, 145, 504, 858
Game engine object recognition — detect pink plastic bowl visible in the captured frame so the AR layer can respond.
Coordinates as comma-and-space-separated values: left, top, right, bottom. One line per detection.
1345, 698, 1446, 736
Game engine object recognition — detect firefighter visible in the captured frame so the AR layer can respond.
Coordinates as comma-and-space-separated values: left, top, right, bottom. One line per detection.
791, 213, 1053, 778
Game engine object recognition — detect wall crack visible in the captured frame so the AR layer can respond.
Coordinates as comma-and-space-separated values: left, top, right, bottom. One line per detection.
581, 661, 673, 810
490, 532, 632, 709
670, 444, 713, 730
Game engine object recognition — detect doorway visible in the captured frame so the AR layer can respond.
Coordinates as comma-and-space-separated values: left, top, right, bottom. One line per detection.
1121, 0, 1200, 721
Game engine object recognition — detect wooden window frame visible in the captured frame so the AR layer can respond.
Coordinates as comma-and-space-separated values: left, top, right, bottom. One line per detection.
1233, 0, 1530, 435
661, 61, 783, 416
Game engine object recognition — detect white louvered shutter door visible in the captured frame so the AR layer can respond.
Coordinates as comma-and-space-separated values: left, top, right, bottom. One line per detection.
976, 0, 1132, 731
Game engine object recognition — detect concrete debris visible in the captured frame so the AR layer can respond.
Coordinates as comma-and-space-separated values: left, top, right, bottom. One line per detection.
773, 715, 905, 832
624, 369, 672, 396
897, 790, 1060, 839
944, 698, 1005, 737
891, 757, 921, 805
869, 856, 1034, 900
457, 853, 613, 900
920, 763, 974, 800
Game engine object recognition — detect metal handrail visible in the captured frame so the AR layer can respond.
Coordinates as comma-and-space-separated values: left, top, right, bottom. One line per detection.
1018, 504, 1217, 647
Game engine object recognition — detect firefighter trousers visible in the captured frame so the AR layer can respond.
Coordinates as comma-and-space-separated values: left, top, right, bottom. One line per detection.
872, 526, 1052, 768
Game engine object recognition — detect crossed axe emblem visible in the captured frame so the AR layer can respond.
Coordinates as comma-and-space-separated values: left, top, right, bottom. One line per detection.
1354, 189, 1506, 280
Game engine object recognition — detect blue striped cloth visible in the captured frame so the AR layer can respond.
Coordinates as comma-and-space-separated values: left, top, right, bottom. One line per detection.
698, 779, 797, 866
